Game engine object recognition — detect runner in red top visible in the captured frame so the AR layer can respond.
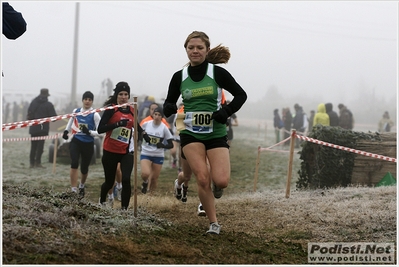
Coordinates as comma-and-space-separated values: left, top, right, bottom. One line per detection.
98, 81, 149, 210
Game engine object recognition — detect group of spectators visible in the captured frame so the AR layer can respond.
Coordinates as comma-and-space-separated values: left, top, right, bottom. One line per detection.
274, 102, 395, 147
2, 100, 30, 124
273, 102, 356, 146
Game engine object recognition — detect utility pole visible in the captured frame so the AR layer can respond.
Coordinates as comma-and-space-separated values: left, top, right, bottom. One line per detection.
71, 2, 80, 105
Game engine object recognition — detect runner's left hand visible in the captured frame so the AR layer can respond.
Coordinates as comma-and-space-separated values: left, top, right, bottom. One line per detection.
81, 125, 90, 135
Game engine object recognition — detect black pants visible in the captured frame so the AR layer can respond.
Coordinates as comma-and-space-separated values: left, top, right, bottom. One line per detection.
69, 138, 94, 174
30, 136, 46, 165
100, 150, 134, 209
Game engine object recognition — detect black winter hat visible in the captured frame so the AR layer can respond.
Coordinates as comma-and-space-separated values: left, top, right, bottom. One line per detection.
82, 91, 94, 101
153, 107, 164, 117
114, 81, 130, 96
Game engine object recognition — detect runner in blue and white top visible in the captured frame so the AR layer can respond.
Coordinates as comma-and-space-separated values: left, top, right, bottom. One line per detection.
63, 91, 102, 197
140, 107, 174, 194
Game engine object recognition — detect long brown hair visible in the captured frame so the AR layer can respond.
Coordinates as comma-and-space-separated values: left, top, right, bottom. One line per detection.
184, 31, 230, 65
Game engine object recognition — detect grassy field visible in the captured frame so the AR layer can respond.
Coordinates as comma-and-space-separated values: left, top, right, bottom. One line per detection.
2, 122, 396, 264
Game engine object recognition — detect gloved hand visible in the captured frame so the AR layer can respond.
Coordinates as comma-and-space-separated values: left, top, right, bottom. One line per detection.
156, 142, 166, 148
163, 102, 177, 118
143, 133, 151, 144
81, 125, 90, 135
62, 130, 69, 140
211, 106, 232, 124
115, 119, 129, 127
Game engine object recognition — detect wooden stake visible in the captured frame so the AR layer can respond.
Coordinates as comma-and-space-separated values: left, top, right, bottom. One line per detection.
253, 146, 261, 192
285, 129, 296, 198
133, 97, 138, 217
52, 136, 58, 174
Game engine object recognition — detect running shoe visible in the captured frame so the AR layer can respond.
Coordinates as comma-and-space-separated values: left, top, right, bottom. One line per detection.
174, 179, 182, 200
197, 203, 206, 217
98, 197, 106, 207
78, 187, 85, 197
212, 182, 223, 199
107, 196, 114, 207
141, 182, 148, 194
116, 187, 122, 201
182, 184, 188, 203
206, 222, 221, 234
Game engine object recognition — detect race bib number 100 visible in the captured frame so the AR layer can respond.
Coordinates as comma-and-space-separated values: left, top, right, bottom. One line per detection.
110, 127, 131, 143
183, 112, 213, 133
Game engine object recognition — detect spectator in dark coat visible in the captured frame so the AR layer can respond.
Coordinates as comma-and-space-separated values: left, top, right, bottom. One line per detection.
325, 103, 339, 126
338, 103, 354, 130
292, 104, 305, 148
292, 103, 304, 133
282, 107, 292, 146
27, 88, 57, 168
273, 108, 283, 143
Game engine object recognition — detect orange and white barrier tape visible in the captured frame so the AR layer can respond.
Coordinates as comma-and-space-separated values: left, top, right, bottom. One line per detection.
259, 136, 292, 153
3, 134, 61, 142
2, 102, 137, 131
258, 131, 396, 163
295, 133, 396, 163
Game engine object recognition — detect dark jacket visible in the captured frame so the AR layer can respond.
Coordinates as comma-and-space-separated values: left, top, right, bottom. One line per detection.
283, 109, 292, 131
325, 103, 339, 126
2, 2, 27, 40
27, 95, 57, 136
292, 107, 304, 131
273, 109, 283, 129
339, 106, 354, 130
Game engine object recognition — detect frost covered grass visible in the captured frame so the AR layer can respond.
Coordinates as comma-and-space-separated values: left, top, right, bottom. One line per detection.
2, 123, 396, 264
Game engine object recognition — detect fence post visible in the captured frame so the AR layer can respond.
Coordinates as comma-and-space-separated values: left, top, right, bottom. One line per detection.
285, 129, 296, 198
133, 97, 138, 217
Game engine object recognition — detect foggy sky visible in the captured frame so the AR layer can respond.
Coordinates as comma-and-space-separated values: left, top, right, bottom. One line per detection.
1, 1, 398, 112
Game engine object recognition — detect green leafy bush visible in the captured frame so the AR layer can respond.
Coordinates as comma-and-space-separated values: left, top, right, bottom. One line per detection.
296, 125, 381, 189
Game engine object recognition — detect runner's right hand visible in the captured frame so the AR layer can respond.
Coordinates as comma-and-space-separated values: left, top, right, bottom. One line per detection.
163, 103, 177, 118
115, 119, 129, 127
62, 130, 69, 140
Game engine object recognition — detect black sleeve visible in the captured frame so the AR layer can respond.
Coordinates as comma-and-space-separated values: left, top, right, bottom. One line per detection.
98, 109, 116, 134
135, 122, 145, 136
214, 66, 247, 114
2, 2, 27, 40
163, 139, 174, 149
163, 71, 182, 106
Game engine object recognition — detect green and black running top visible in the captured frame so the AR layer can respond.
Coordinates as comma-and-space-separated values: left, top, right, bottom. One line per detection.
164, 60, 247, 141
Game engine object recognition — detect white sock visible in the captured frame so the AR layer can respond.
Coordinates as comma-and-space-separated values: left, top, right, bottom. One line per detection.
116, 182, 122, 189
108, 193, 114, 200
71, 187, 78, 193
79, 183, 85, 189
